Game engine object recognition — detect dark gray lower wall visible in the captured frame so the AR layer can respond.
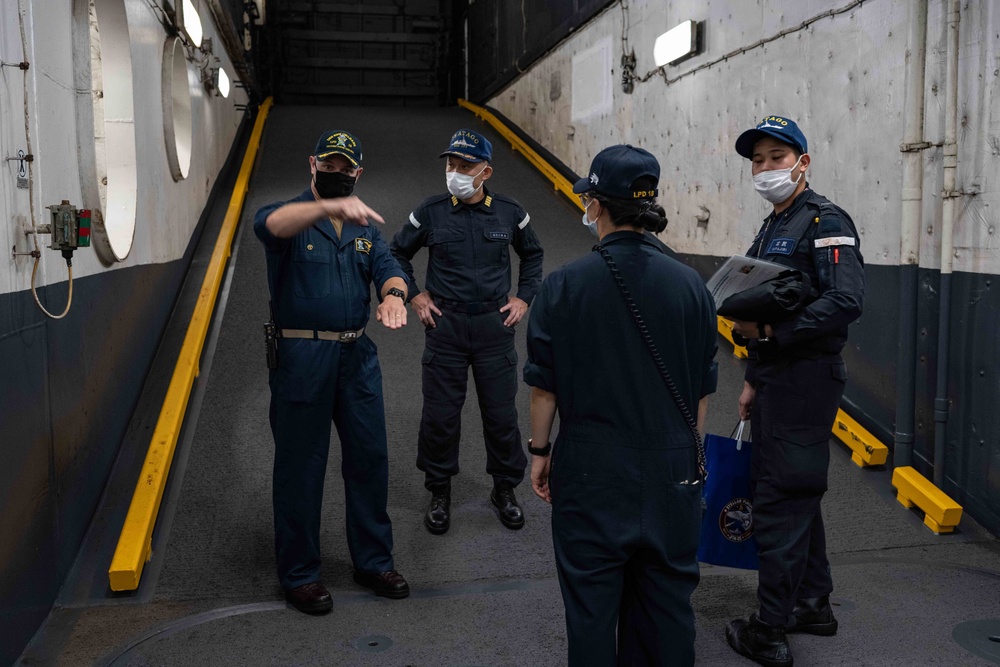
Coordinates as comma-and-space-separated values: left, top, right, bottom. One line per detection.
0, 113, 251, 666
681, 253, 1000, 538
913, 268, 1000, 531
0, 259, 190, 665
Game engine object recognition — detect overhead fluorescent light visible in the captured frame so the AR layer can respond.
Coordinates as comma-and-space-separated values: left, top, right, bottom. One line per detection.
653, 20, 700, 67
181, 0, 204, 48
218, 67, 231, 98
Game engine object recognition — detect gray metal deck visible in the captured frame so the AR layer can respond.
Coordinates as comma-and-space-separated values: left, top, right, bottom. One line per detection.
18, 106, 1000, 666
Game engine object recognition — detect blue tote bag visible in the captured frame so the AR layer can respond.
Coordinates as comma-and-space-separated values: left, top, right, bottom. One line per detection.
698, 421, 759, 570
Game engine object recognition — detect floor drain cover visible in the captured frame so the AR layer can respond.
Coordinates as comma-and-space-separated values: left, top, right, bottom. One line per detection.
953, 619, 1000, 664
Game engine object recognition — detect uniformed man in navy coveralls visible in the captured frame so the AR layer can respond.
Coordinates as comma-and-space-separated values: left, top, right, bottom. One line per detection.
526, 145, 718, 665
254, 130, 411, 614
390, 129, 544, 534
724, 117, 865, 667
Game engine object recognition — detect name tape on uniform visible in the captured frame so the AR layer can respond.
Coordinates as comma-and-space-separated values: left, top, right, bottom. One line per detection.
814, 236, 856, 248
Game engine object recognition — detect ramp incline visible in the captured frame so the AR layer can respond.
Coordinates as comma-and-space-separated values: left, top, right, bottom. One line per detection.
19, 106, 1000, 666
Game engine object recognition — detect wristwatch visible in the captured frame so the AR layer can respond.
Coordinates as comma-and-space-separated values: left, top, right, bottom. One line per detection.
757, 322, 770, 341
527, 438, 552, 456
386, 287, 406, 300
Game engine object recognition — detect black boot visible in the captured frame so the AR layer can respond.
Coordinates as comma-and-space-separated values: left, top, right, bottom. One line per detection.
424, 483, 451, 535
490, 480, 525, 530
726, 613, 793, 667
787, 595, 838, 636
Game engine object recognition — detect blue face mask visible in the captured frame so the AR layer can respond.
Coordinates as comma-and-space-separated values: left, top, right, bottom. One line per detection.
581, 200, 598, 237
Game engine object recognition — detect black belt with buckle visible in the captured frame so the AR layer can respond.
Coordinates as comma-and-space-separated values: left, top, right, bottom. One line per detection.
434, 297, 507, 315
280, 327, 364, 342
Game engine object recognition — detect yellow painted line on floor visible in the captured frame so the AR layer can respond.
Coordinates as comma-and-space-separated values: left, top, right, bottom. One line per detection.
457, 99, 583, 212
108, 97, 274, 592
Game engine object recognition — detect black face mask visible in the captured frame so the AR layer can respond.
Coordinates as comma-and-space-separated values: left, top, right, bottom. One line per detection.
314, 170, 357, 199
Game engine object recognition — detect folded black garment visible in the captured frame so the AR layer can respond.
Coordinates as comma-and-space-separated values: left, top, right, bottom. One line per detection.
717, 270, 817, 322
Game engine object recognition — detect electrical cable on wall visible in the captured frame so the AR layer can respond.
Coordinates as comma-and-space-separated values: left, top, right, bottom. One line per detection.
623, 0, 871, 89
14, 0, 76, 319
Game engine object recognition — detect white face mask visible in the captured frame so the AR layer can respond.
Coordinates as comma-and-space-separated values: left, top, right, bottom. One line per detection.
753, 156, 804, 204
581, 200, 598, 237
446, 164, 488, 200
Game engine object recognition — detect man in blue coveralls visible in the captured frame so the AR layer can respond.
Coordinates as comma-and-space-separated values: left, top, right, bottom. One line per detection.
390, 129, 544, 535
254, 130, 411, 615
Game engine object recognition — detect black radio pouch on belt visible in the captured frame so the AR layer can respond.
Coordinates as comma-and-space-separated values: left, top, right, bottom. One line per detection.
265, 301, 279, 369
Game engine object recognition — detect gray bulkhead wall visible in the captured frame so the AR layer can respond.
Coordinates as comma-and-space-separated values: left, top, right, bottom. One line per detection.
0, 0, 249, 662
482, 1, 1000, 535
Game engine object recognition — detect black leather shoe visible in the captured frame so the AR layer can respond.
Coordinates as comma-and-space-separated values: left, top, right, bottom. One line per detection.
490, 481, 525, 530
725, 613, 793, 667
787, 595, 838, 636
424, 485, 451, 535
353, 569, 410, 599
285, 582, 333, 615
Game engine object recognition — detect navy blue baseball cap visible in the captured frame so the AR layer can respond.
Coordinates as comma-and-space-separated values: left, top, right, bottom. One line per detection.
735, 115, 808, 159
439, 129, 493, 163
314, 130, 362, 167
572, 144, 660, 200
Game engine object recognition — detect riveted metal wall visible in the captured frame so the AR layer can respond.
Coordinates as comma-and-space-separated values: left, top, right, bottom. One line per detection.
466, 0, 616, 103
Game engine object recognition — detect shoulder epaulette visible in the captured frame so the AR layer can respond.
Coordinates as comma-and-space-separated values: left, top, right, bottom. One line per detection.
805, 195, 848, 234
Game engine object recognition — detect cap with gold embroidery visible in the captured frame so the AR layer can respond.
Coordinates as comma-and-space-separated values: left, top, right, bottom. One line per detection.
572, 144, 659, 200
314, 130, 362, 167
439, 129, 492, 163
735, 115, 808, 159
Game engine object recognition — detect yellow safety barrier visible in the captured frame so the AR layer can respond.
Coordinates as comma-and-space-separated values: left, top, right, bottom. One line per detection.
457, 99, 583, 212
832, 409, 889, 467
891, 466, 963, 534
716, 317, 749, 359
108, 97, 274, 591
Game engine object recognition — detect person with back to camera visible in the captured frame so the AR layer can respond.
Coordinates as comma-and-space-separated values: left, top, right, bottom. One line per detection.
524, 145, 719, 665
254, 130, 411, 615
724, 116, 865, 667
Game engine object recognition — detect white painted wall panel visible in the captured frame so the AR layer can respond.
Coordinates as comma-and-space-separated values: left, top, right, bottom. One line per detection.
0, 0, 248, 297
489, 0, 1000, 275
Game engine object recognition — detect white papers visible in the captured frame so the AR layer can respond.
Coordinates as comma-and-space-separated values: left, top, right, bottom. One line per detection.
705, 256, 787, 310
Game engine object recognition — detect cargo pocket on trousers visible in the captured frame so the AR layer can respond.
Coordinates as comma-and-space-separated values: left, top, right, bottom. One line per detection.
772, 423, 831, 494
666, 482, 703, 560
